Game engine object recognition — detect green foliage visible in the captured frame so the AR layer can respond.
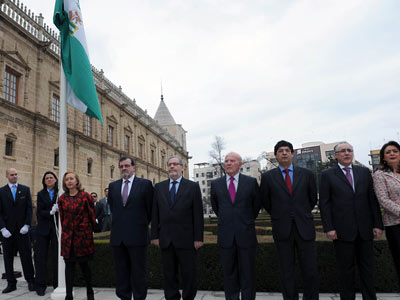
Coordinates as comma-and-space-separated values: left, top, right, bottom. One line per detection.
63, 240, 398, 292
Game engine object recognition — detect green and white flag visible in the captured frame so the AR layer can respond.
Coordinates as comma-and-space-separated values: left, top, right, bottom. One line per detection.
53, 0, 103, 124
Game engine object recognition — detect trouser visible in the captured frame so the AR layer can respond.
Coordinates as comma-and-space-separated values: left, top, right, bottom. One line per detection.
35, 230, 58, 288
385, 224, 400, 291
65, 261, 93, 297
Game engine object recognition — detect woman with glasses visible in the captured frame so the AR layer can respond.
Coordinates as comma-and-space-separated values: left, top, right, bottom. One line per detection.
59, 171, 96, 300
373, 141, 400, 291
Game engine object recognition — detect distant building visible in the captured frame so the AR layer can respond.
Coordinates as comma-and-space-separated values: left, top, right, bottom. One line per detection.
193, 160, 261, 214
264, 141, 340, 172
369, 149, 380, 172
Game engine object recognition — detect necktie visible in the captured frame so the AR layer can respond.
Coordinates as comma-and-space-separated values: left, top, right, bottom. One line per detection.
228, 177, 236, 203
343, 167, 353, 187
122, 180, 129, 206
284, 169, 292, 196
12, 185, 16, 202
105, 201, 110, 215
170, 181, 177, 205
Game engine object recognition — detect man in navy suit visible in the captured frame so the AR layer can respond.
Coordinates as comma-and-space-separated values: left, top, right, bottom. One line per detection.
108, 157, 154, 300
211, 152, 261, 300
319, 142, 384, 300
151, 156, 204, 300
0, 168, 35, 293
260, 140, 319, 300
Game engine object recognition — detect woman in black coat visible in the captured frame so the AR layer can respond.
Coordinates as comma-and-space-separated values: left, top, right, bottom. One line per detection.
35, 171, 59, 296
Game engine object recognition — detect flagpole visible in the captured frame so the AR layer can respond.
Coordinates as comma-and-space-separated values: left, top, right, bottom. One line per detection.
51, 63, 67, 300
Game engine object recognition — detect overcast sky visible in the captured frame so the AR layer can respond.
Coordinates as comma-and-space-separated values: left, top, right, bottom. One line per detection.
25, 0, 400, 171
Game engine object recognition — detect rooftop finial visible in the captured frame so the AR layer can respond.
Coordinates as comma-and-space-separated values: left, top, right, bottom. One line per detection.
160, 79, 164, 101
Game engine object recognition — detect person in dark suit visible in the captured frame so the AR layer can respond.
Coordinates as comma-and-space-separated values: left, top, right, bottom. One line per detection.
100, 188, 111, 232
0, 168, 35, 293
260, 140, 319, 300
108, 157, 154, 300
319, 142, 384, 300
210, 152, 261, 300
35, 171, 59, 296
151, 156, 204, 300
91, 192, 105, 233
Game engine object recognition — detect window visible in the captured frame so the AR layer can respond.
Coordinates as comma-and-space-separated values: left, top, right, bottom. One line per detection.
151, 149, 155, 165
202, 180, 205, 185
201, 173, 204, 177
54, 150, 59, 167
196, 173, 199, 178
110, 166, 115, 178
207, 180, 211, 187
325, 150, 334, 158
5, 139, 13, 156
84, 115, 92, 136
87, 159, 93, 174
3, 68, 18, 104
124, 135, 130, 153
51, 95, 60, 123
108, 126, 114, 146
206, 172, 213, 178
4, 134, 16, 157
161, 154, 165, 168
138, 142, 144, 159
202, 188, 206, 193
247, 167, 250, 172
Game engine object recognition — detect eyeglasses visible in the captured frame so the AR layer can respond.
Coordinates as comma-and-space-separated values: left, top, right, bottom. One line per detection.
168, 162, 182, 167
119, 164, 132, 169
335, 148, 353, 154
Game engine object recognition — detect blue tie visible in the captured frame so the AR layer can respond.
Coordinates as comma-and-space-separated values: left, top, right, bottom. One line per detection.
170, 181, 177, 205
12, 185, 16, 202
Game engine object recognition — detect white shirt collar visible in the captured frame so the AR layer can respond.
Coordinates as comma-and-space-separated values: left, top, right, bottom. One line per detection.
170, 176, 182, 183
338, 163, 352, 170
8, 182, 18, 189
226, 173, 239, 182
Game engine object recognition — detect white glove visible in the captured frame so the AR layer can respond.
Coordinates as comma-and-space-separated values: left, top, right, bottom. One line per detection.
50, 203, 58, 215
96, 219, 99, 224
19, 225, 29, 235
1, 228, 12, 238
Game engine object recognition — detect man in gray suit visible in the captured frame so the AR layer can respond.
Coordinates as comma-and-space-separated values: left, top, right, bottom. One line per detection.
211, 152, 261, 300
319, 142, 383, 300
260, 140, 319, 300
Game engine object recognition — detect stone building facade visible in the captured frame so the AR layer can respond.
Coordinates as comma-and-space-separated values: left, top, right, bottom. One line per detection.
0, 0, 188, 205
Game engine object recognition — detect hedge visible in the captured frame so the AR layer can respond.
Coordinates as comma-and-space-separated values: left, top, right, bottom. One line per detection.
65, 240, 397, 293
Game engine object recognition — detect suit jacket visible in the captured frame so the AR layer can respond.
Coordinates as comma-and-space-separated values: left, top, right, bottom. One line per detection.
210, 174, 261, 248
319, 164, 383, 241
260, 166, 317, 241
373, 170, 400, 226
0, 183, 32, 233
108, 176, 153, 247
94, 201, 105, 222
151, 177, 204, 249
58, 191, 96, 258
99, 197, 111, 216
36, 189, 58, 236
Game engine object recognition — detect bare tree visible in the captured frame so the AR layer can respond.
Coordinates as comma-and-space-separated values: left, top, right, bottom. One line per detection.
209, 136, 226, 176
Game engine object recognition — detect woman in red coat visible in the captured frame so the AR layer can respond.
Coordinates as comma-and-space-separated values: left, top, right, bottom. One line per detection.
59, 171, 96, 300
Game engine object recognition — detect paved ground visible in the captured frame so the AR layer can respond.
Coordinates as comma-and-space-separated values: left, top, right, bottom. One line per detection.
1, 254, 399, 299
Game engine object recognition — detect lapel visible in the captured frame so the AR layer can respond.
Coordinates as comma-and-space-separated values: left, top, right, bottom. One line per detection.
292, 167, 301, 195
274, 167, 291, 196
235, 174, 246, 204
219, 176, 232, 205
127, 176, 138, 205
116, 179, 123, 203
4, 185, 14, 203
385, 171, 400, 184
161, 180, 171, 207
334, 164, 354, 191
352, 165, 360, 192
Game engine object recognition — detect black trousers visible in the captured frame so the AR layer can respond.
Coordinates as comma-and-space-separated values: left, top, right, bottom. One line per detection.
161, 244, 197, 300
101, 215, 112, 232
385, 224, 400, 291
112, 244, 147, 300
274, 221, 319, 300
1, 232, 34, 284
219, 242, 256, 300
65, 260, 93, 297
35, 229, 58, 288
333, 237, 376, 300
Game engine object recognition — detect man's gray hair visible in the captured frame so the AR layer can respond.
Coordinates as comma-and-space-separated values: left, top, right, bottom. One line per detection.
167, 156, 184, 166
333, 141, 353, 153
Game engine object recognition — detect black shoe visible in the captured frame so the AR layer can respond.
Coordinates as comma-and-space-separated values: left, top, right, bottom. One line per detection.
2, 284, 16, 293
65, 295, 73, 300
28, 281, 35, 291
87, 293, 94, 300
36, 286, 46, 296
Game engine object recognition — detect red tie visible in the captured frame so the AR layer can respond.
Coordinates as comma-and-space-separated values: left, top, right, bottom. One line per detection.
228, 177, 236, 203
284, 169, 292, 196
